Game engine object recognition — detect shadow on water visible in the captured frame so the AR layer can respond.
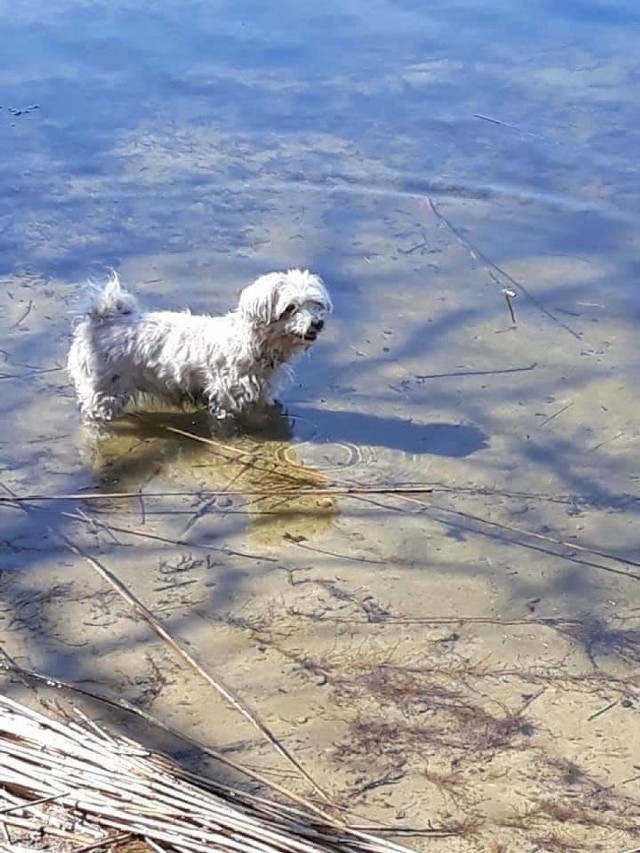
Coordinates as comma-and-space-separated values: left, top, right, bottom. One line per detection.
294, 406, 489, 457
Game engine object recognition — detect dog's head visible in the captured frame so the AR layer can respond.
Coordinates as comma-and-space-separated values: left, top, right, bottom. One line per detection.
238, 269, 332, 354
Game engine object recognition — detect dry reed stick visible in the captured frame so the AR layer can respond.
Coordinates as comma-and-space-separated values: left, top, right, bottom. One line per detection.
0, 791, 71, 815
301, 477, 640, 579
425, 196, 581, 340
429, 503, 640, 577
2, 472, 635, 578
0, 655, 342, 827
136, 416, 326, 490
57, 529, 331, 804
0, 484, 330, 804
114, 478, 640, 578
0, 697, 434, 853
74, 831, 133, 852
60, 509, 280, 563
0, 484, 434, 503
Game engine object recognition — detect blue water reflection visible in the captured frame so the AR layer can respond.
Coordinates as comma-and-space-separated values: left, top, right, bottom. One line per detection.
1, 1, 639, 277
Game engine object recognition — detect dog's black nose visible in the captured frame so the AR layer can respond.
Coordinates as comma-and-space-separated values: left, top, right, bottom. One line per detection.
312, 319, 325, 331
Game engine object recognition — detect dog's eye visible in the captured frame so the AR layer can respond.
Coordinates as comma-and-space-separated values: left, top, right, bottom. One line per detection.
281, 303, 296, 318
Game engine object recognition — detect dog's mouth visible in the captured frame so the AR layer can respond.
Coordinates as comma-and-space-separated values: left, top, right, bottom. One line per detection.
303, 324, 325, 342
287, 323, 324, 344
289, 330, 319, 343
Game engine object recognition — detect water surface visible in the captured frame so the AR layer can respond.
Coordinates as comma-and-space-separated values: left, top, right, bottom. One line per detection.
1, 2, 639, 849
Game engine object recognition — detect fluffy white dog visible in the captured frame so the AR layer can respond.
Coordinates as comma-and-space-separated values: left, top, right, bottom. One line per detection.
67, 269, 332, 422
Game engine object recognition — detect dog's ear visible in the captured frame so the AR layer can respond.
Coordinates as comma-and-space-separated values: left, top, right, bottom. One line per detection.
238, 273, 281, 325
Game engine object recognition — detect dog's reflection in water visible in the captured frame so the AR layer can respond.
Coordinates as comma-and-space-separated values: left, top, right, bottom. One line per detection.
79, 405, 337, 546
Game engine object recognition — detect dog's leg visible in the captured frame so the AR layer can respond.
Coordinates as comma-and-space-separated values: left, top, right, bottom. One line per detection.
203, 375, 242, 421
80, 392, 128, 422
68, 329, 132, 422
204, 370, 276, 421
263, 366, 287, 408
72, 368, 131, 422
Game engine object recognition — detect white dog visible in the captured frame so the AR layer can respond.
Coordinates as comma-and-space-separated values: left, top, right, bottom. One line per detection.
67, 269, 332, 422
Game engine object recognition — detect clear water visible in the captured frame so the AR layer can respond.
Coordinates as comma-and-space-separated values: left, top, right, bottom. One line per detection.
1, 2, 639, 848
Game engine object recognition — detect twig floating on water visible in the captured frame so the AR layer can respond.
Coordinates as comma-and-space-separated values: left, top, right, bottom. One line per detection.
8, 299, 33, 330
425, 197, 581, 340
473, 113, 544, 140
427, 503, 640, 579
61, 510, 279, 563
416, 363, 536, 380
587, 699, 618, 722
502, 288, 517, 324
538, 401, 574, 428
58, 531, 332, 804
0, 484, 434, 503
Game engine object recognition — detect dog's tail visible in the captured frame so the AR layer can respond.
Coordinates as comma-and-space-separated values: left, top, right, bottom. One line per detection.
87, 272, 139, 322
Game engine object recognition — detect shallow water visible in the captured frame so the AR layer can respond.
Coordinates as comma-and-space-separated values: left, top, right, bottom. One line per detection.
1, 1, 639, 849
